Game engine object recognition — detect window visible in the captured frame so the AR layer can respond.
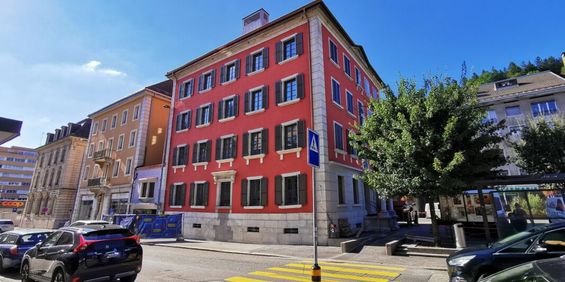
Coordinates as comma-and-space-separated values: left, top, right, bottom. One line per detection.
329, 39, 338, 64
484, 109, 498, 123
355, 67, 361, 86
245, 86, 268, 113
196, 104, 213, 126
540, 229, 565, 252
216, 135, 237, 160
128, 130, 137, 148
364, 77, 371, 95
133, 104, 141, 121
352, 178, 359, 205
169, 183, 186, 207
140, 181, 155, 198
246, 48, 269, 74
242, 177, 267, 206
276, 120, 305, 151
190, 182, 209, 207
343, 55, 351, 76
101, 119, 107, 132
372, 87, 379, 100
218, 96, 238, 120
176, 110, 192, 132
346, 91, 354, 114
221, 60, 240, 83
92, 122, 99, 136
179, 79, 194, 99
218, 181, 232, 207
338, 175, 345, 205
117, 134, 125, 151
334, 122, 344, 151
124, 158, 133, 176
198, 70, 216, 92
57, 232, 74, 246
276, 74, 304, 105
111, 114, 117, 129
121, 110, 128, 126
505, 106, 522, 117
358, 101, 365, 125
97, 140, 105, 151
53, 150, 59, 164
42, 231, 63, 248
112, 160, 121, 178
275, 173, 306, 206
82, 166, 89, 181
55, 167, 62, 186
276, 33, 303, 63
192, 140, 211, 163
87, 143, 94, 158
531, 100, 558, 117
241, 129, 269, 159
331, 78, 341, 105
60, 147, 66, 163
172, 145, 188, 166
107, 138, 113, 152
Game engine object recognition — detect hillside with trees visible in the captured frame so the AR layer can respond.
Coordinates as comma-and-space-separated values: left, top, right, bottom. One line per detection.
467, 55, 565, 85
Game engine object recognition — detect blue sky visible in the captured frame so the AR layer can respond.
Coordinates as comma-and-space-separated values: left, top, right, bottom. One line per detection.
2, 0, 564, 148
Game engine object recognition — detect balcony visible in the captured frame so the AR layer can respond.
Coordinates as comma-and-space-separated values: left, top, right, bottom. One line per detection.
93, 149, 113, 165
87, 177, 108, 188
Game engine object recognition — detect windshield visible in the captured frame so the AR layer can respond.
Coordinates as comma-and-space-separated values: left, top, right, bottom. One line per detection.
491, 231, 535, 248
83, 229, 133, 240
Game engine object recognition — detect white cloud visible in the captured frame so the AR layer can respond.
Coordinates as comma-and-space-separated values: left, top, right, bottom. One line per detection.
82, 60, 126, 77
0, 54, 143, 148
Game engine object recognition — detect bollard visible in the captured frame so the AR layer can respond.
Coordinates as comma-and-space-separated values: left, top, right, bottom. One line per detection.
311, 264, 321, 282
453, 223, 466, 248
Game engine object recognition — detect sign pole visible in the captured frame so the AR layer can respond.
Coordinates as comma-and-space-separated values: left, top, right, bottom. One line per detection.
307, 129, 321, 282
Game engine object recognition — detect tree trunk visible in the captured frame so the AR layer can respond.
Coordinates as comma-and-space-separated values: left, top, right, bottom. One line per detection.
428, 198, 440, 247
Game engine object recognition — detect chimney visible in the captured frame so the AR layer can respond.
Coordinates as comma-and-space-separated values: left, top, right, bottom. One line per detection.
46, 133, 54, 144
243, 8, 269, 35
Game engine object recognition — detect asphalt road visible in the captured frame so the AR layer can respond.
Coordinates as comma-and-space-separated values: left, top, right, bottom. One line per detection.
0, 245, 447, 282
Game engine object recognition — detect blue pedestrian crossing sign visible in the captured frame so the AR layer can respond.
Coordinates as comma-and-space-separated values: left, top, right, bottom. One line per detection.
307, 128, 320, 168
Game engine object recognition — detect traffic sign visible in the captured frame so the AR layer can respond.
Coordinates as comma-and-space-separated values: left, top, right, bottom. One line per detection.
307, 128, 320, 168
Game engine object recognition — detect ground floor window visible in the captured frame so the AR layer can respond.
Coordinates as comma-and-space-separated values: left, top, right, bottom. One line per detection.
109, 193, 129, 215
275, 173, 307, 206
78, 197, 93, 220
190, 182, 209, 207
218, 181, 232, 207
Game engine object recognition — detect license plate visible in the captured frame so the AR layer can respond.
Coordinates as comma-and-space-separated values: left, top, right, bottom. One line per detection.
105, 251, 122, 259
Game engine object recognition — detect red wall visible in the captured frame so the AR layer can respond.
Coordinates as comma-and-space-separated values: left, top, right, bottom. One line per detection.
166, 23, 314, 214
322, 25, 378, 168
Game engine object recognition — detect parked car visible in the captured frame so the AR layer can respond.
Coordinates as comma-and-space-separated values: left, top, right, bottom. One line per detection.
447, 222, 565, 282
21, 224, 142, 282
478, 256, 565, 282
0, 229, 52, 271
68, 220, 110, 227
0, 220, 14, 233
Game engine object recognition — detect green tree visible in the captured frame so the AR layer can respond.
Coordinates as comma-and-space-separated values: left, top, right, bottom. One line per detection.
351, 77, 505, 245
513, 119, 565, 194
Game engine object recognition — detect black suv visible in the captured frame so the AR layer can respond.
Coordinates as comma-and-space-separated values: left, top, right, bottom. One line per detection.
20, 224, 142, 282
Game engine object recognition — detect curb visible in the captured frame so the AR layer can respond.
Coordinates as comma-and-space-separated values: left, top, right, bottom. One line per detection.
141, 242, 298, 259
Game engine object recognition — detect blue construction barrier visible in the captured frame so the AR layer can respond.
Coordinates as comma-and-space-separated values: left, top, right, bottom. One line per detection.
110, 214, 183, 239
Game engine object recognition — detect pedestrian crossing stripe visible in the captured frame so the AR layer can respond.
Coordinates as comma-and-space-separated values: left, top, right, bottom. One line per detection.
301, 260, 406, 271
286, 263, 399, 278
225, 260, 403, 282
225, 277, 267, 282
269, 267, 388, 282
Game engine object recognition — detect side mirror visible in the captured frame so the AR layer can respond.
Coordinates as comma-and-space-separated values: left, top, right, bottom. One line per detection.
534, 246, 547, 254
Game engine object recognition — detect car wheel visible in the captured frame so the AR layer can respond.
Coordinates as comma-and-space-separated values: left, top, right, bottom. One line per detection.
52, 269, 66, 282
0, 256, 4, 273
21, 261, 33, 282
119, 274, 137, 282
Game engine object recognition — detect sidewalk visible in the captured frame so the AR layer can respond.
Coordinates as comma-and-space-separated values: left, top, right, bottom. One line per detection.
141, 237, 448, 271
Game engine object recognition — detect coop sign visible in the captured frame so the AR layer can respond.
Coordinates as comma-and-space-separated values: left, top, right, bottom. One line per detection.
0, 201, 25, 208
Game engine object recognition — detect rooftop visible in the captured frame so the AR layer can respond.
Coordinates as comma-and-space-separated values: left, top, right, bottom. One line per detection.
477, 71, 565, 102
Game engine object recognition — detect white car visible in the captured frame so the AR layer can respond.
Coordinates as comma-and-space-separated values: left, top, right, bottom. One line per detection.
68, 220, 110, 227
0, 219, 14, 232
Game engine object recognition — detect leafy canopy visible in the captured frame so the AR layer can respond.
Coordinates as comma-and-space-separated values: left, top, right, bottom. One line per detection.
513, 119, 565, 175
352, 77, 505, 200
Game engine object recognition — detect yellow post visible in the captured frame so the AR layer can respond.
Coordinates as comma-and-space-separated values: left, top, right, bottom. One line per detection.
311, 264, 321, 282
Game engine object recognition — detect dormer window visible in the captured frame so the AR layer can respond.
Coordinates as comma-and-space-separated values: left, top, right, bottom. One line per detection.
494, 78, 518, 90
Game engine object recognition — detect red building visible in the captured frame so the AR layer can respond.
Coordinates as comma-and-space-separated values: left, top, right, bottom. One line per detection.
164, 1, 389, 245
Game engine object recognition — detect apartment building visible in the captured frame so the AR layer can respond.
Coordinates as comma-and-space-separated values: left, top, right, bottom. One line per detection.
164, 1, 391, 245
72, 80, 172, 221
22, 119, 91, 228
478, 71, 565, 176
0, 146, 37, 213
